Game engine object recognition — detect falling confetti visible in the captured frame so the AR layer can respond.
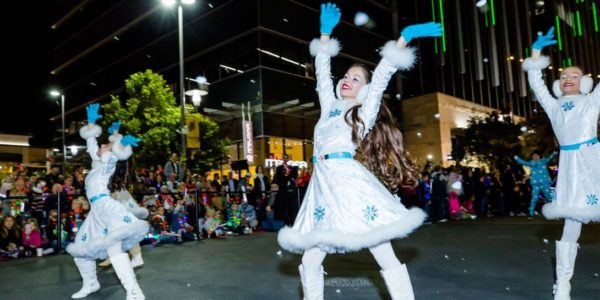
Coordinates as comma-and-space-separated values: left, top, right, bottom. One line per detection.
187, 283, 191, 287
594, 273, 599, 277
505, 287, 511, 291
543, 239, 549, 244
463, 270, 468, 273
444, 255, 450, 260
276, 250, 282, 257
461, 258, 466, 261
336, 289, 341, 294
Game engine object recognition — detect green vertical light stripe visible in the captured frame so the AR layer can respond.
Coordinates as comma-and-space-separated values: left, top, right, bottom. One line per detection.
490, 0, 496, 26
571, 13, 576, 35
525, 47, 529, 57
593, 2, 599, 32
568, 57, 572, 66
555, 16, 563, 50
485, 10, 489, 27
576, 10, 582, 36
562, 59, 566, 67
431, 0, 438, 53
439, 0, 446, 52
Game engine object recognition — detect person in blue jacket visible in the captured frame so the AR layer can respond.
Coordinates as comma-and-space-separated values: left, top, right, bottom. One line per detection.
514, 151, 557, 217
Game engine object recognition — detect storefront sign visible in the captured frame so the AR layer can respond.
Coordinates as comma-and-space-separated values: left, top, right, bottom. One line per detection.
264, 159, 308, 169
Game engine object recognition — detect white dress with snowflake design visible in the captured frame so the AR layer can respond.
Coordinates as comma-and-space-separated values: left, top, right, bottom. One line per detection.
523, 56, 600, 223
277, 39, 426, 254
66, 124, 149, 260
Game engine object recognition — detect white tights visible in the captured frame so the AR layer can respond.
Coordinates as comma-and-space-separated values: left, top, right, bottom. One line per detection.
560, 219, 582, 243
301, 242, 402, 274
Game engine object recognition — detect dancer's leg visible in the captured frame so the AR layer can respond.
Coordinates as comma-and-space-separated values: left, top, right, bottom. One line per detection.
71, 257, 101, 299
529, 185, 541, 216
541, 185, 554, 203
554, 219, 582, 299
370, 242, 414, 300
109, 241, 145, 300
299, 247, 327, 300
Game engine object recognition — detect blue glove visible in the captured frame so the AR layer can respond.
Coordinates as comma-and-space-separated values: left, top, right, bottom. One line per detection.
320, 2, 341, 35
120, 135, 141, 147
401, 22, 443, 43
108, 120, 122, 135
85, 104, 103, 124
532, 27, 557, 50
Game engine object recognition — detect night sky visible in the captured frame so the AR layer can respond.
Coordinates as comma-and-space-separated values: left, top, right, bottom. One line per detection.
2, 1, 56, 147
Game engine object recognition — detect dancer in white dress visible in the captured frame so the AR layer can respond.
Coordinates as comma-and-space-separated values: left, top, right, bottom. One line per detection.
277, 3, 441, 299
522, 27, 600, 300
67, 104, 148, 300
98, 121, 149, 269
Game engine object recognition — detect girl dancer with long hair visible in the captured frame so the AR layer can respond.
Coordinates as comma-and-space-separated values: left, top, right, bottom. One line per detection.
98, 121, 149, 269
522, 27, 600, 299
67, 104, 148, 300
278, 3, 441, 299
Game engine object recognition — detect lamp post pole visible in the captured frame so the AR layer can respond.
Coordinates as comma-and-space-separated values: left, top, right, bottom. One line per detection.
178, 3, 187, 168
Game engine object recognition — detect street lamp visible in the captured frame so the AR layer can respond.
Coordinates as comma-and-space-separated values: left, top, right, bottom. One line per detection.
185, 76, 209, 108
161, 0, 197, 166
49, 90, 66, 252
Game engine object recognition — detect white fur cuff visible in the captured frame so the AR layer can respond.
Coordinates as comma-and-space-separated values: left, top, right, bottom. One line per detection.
108, 133, 123, 144
542, 203, 600, 224
380, 41, 416, 71
522, 56, 551, 71
309, 38, 341, 57
79, 124, 102, 140
112, 143, 133, 161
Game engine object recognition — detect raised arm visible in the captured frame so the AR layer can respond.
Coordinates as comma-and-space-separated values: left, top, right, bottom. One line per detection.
79, 104, 103, 161
310, 3, 342, 117
360, 22, 442, 136
513, 155, 532, 167
522, 27, 558, 112
542, 151, 558, 164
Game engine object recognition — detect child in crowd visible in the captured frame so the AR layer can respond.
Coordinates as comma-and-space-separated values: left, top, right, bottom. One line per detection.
21, 218, 42, 256
0, 215, 22, 258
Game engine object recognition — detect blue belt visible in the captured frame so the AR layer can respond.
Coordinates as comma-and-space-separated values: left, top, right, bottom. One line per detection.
89, 193, 108, 203
559, 137, 598, 151
312, 152, 353, 163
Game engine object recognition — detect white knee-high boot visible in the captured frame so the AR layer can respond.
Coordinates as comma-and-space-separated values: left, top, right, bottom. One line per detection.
299, 264, 324, 300
72, 258, 101, 299
380, 264, 415, 300
553, 241, 578, 300
111, 253, 145, 300
129, 245, 144, 268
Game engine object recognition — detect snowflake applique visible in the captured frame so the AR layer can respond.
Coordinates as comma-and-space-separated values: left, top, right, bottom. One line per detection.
81, 233, 87, 242
102, 228, 108, 236
561, 101, 575, 111
587, 194, 598, 206
122, 215, 132, 223
314, 206, 326, 222
363, 205, 378, 221
328, 109, 342, 118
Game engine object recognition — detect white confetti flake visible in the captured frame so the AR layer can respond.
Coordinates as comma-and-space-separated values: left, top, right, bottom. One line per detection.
276, 250, 282, 256
336, 289, 341, 294
444, 255, 450, 260
543, 239, 549, 244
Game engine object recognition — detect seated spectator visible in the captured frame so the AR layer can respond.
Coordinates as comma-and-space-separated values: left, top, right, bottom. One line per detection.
0, 216, 22, 258
21, 218, 42, 256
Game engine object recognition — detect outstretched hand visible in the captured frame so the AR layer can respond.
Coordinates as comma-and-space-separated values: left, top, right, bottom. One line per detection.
121, 135, 141, 147
320, 2, 341, 35
108, 120, 122, 135
532, 27, 557, 50
401, 22, 443, 43
86, 104, 103, 124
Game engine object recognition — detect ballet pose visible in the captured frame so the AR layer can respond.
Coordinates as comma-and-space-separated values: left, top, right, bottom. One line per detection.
67, 104, 148, 299
278, 3, 441, 299
522, 27, 600, 299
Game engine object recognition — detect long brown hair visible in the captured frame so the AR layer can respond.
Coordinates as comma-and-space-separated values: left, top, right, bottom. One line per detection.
108, 160, 129, 193
344, 63, 417, 191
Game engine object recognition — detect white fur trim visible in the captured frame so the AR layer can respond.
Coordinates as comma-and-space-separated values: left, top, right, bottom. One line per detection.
277, 207, 426, 254
111, 143, 133, 161
580, 75, 593, 94
335, 80, 370, 103
552, 80, 563, 98
309, 38, 341, 57
79, 124, 102, 140
380, 41, 416, 71
108, 133, 123, 144
542, 203, 600, 224
66, 219, 148, 260
522, 56, 551, 71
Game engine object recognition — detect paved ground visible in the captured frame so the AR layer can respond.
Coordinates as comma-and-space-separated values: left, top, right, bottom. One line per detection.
1, 217, 599, 300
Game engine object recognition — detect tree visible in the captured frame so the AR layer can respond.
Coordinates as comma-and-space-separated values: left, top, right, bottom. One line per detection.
519, 111, 557, 157
186, 113, 231, 176
101, 69, 229, 169
457, 112, 522, 170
